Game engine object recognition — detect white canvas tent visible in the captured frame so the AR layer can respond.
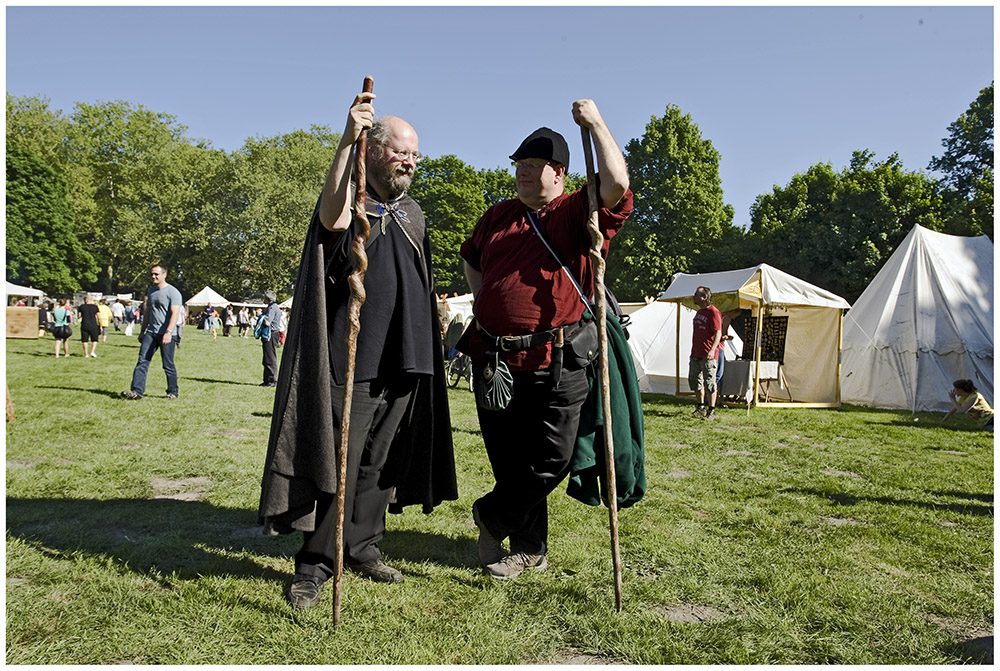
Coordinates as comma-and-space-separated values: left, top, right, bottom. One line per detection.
841, 225, 993, 412
185, 286, 229, 307
627, 300, 742, 394
6, 281, 44, 298
659, 264, 851, 407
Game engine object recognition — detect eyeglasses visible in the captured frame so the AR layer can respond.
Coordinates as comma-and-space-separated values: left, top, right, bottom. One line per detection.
512, 159, 556, 171
388, 147, 422, 162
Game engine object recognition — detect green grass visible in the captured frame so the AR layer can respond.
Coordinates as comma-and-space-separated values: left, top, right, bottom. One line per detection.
5, 329, 994, 664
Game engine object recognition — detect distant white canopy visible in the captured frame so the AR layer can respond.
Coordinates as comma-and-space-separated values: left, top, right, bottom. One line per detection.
6, 281, 44, 298
185, 286, 229, 307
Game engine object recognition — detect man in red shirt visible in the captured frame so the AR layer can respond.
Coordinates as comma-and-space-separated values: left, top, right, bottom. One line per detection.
689, 286, 723, 419
460, 99, 632, 579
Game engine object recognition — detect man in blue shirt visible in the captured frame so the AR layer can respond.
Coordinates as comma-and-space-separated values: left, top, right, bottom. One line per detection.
122, 264, 183, 400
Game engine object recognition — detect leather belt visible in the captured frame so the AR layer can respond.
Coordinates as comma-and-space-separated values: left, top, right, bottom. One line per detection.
477, 318, 585, 353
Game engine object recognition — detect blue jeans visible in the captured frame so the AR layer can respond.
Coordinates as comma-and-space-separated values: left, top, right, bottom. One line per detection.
130, 332, 178, 397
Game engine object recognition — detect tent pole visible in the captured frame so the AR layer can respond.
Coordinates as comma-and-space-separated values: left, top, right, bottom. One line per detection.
753, 299, 764, 408
836, 309, 844, 406
675, 300, 681, 397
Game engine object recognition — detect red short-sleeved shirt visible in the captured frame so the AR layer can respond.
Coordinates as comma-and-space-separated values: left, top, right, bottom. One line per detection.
691, 305, 723, 358
460, 186, 633, 371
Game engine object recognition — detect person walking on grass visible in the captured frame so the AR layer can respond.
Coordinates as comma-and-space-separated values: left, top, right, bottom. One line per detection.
258, 88, 456, 609
51, 298, 74, 358
689, 286, 722, 420
121, 264, 182, 401
98, 298, 113, 343
459, 100, 633, 579
77, 294, 101, 358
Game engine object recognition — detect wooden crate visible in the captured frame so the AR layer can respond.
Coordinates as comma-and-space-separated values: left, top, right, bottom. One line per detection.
7, 307, 42, 339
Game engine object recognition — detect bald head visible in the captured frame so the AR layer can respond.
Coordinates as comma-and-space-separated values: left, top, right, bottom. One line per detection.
367, 116, 420, 201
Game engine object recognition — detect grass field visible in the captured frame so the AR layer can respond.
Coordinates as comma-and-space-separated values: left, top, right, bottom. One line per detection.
5, 328, 994, 664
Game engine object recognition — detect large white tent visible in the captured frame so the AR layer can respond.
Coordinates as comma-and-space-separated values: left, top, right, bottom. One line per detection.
659, 264, 851, 407
841, 225, 994, 412
626, 300, 742, 394
185, 286, 229, 307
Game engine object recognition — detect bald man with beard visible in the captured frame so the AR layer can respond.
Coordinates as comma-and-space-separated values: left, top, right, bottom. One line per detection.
258, 89, 457, 610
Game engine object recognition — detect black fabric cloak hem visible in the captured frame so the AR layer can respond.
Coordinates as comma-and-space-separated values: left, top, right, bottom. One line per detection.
257, 197, 458, 535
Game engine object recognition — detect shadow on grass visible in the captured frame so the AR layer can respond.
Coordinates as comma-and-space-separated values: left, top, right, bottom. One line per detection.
36, 384, 124, 399
783, 488, 994, 517
380, 529, 478, 571
949, 634, 994, 664
8, 497, 480, 586
882, 419, 986, 433
182, 376, 261, 387
7, 497, 293, 585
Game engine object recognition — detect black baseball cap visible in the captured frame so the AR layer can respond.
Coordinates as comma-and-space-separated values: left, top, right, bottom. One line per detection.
509, 127, 570, 170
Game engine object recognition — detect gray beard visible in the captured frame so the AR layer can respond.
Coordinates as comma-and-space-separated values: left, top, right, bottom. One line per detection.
370, 155, 413, 201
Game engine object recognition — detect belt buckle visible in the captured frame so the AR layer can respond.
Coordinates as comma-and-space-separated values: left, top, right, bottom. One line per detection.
499, 336, 517, 352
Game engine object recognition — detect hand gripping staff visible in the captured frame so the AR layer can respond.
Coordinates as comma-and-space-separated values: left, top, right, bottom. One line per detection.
580, 125, 624, 612
333, 75, 374, 626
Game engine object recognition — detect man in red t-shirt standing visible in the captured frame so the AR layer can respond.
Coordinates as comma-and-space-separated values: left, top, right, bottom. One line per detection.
460, 99, 632, 580
689, 286, 723, 419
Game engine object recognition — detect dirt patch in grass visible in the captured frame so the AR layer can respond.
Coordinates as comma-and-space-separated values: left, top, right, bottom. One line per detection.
6, 460, 37, 469
939, 450, 968, 456
821, 516, 869, 527
150, 476, 212, 501
821, 469, 863, 480
653, 603, 725, 624
550, 648, 611, 665
665, 469, 692, 479
115, 443, 145, 451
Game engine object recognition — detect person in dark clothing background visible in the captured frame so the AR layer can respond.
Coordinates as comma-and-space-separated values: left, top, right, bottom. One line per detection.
259, 291, 281, 387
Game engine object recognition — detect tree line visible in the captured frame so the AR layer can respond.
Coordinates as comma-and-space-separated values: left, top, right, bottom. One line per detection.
6, 84, 992, 304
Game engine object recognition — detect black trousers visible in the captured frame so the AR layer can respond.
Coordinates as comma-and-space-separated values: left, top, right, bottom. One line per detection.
261, 337, 278, 384
475, 366, 590, 556
294, 377, 417, 581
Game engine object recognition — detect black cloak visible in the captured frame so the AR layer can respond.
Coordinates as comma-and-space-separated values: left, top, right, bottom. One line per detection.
258, 194, 458, 534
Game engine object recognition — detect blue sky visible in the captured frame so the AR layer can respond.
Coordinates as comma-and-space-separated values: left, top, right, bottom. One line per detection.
5, 5, 994, 228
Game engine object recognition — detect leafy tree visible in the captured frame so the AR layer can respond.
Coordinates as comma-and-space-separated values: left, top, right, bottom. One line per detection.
7, 93, 100, 267
222, 126, 339, 297
409, 155, 486, 294
480, 166, 517, 209
928, 82, 993, 239
6, 139, 98, 293
743, 150, 941, 303
67, 100, 204, 292
608, 105, 736, 301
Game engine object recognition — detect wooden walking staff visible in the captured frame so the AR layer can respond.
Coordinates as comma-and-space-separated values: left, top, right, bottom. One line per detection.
580, 126, 624, 612
333, 75, 374, 626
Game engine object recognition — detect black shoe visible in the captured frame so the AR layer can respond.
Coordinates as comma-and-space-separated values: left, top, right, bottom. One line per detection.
286, 577, 324, 609
120, 391, 143, 400
346, 559, 404, 584
260, 382, 276, 387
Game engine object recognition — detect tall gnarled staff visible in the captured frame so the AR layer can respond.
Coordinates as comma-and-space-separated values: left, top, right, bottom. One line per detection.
580, 125, 624, 612
333, 75, 374, 626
